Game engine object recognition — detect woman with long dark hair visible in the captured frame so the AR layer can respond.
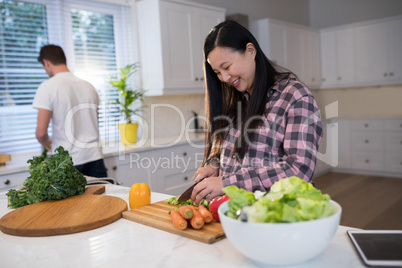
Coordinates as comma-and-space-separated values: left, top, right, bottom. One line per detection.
191, 20, 323, 205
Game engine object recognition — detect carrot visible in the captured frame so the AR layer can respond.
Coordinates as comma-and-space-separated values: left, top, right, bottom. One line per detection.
189, 205, 205, 229
198, 204, 213, 223
170, 210, 188, 230
178, 206, 193, 220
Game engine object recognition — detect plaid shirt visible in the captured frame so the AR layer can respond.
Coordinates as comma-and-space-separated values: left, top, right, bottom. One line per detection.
219, 74, 323, 192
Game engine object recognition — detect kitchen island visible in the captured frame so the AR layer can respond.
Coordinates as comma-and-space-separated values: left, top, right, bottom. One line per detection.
0, 185, 365, 268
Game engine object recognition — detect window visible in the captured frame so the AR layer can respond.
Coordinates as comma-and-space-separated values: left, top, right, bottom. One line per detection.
0, 0, 133, 154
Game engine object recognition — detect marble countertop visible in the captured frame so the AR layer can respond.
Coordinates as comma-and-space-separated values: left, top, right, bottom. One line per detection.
0, 133, 205, 176
0, 184, 366, 268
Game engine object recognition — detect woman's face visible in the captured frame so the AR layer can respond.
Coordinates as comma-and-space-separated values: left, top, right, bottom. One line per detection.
207, 43, 256, 94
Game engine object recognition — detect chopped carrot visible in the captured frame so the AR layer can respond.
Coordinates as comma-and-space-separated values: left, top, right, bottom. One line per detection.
170, 210, 187, 230
178, 206, 193, 220
198, 204, 213, 223
189, 205, 205, 229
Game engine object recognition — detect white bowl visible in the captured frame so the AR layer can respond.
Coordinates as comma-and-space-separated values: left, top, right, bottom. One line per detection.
218, 200, 342, 266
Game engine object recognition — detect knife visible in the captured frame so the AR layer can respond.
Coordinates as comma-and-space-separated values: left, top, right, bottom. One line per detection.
177, 178, 204, 202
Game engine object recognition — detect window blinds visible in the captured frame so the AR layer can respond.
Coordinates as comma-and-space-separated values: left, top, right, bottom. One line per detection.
0, 0, 133, 154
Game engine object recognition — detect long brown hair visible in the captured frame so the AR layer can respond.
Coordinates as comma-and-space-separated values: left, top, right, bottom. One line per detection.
202, 20, 285, 165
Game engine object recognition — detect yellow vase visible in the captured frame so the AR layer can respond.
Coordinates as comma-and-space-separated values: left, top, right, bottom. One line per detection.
118, 123, 138, 145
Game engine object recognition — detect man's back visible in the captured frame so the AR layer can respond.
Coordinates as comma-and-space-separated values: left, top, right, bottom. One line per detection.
33, 72, 102, 165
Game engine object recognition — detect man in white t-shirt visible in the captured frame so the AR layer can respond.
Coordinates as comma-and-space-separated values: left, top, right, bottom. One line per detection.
33, 45, 107, 178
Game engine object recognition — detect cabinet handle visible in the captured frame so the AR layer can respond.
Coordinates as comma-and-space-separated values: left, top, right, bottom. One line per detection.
384, 73, 388, 77
322, 78, 326, 82
195, 77, 199, 81
200, 77, 204, 81
4, 179, 10, 185
390, 72, 394, 77
365, 139, 369, 144
183, 152, 187, 157
311, 78, 315, 82
337, 76, 341, 81
112, 166, 117, 171
365, 159, 370, 164
184, 176, 188, 181
400, 124, 402, 128
364, 123, 369, 128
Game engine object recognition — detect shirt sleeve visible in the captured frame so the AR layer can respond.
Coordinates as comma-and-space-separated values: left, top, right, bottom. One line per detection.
32, 83, 53, 111
221, 95, 323, 192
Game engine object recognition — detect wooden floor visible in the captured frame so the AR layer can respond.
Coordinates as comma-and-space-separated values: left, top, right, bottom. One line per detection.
313, 172, 402, 230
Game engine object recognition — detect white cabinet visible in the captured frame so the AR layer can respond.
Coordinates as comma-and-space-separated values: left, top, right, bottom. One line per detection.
350, 120, 385, 172
136, 0, 225, 96
104, 142, 204, 194
333, 119, 402, 177
355, 17, 402, 85
302, 30, 321, 88
320, 28, 356, 88
250, 18, 321, 89
0, 171, 29, 191
146, 143, 204, 195
104, 153, 151, 187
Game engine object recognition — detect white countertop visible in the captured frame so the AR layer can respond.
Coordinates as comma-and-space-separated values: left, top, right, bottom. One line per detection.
0, 185, 365, 268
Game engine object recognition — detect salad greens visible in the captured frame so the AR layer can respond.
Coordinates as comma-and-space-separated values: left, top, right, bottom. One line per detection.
223, 176, 334, 223
221, 185, 256, 219
6, 146, 87, 209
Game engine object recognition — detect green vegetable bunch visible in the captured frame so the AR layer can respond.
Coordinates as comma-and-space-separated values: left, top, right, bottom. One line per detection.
223, 176, 334, 223
6, 146, 87, 209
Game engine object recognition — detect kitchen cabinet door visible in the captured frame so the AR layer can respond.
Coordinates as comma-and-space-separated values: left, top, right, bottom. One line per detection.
250, 18, 321, 88
302, 29, 321, 88
320, 28, 355, 88
387, 18, 402, 83
320, 30, 337, 87
335, 28, 356, 85
285, 26, 304, 81
159, 1, 195, 89
147, 143, 204, 195
267, 21, 286, 66
191, 7, 225, 83
137, 0, 225, 96
0, 171, 29, 191
355, 21, 388, 84
355, 17, 402, 85
104, 153, 151, 188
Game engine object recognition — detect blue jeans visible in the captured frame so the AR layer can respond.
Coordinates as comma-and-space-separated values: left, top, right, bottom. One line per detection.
75, 159, 108, 178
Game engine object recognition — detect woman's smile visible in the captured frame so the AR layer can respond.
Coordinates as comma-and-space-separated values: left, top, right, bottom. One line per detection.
207, 44, 256, 94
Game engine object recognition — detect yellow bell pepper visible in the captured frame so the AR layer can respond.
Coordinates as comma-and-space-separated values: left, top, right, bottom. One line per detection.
129, 183, 151, 209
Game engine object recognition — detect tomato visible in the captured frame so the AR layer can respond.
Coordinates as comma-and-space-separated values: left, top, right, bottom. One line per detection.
209, 194, 230, 222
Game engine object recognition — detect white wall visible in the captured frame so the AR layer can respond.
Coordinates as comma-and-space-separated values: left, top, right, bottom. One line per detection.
309, 0, 402, 28
184, 0, 310, 26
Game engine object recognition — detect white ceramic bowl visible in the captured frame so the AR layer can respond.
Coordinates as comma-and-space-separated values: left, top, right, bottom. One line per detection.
218, 200, 342, 266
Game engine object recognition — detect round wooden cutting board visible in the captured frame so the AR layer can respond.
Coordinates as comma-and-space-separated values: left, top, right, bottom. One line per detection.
0, 185, 128, 237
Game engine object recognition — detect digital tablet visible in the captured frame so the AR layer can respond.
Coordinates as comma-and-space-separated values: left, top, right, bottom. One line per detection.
347, 230, 402, 267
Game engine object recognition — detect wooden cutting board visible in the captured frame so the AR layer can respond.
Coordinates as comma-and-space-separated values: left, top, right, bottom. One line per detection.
123, 199, 226, 244
0, 185, 128, 237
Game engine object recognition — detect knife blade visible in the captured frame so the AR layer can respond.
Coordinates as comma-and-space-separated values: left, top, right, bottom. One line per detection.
177, 178, 204, 202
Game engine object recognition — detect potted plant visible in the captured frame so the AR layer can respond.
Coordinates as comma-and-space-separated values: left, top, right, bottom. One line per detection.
109, 63, 145, 145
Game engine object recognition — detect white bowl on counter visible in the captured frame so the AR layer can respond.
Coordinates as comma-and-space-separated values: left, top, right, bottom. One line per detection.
218, 200, 342, 266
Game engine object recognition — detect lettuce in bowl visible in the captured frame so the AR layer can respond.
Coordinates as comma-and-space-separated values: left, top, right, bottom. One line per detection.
222, 176, 334, 223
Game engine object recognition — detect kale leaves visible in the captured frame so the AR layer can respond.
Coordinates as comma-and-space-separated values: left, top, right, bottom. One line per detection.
6, 146, 87, 209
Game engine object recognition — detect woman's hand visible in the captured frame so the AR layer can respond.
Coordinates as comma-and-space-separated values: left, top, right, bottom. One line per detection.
193, 165, 219, 183
191, 176, 224, 206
